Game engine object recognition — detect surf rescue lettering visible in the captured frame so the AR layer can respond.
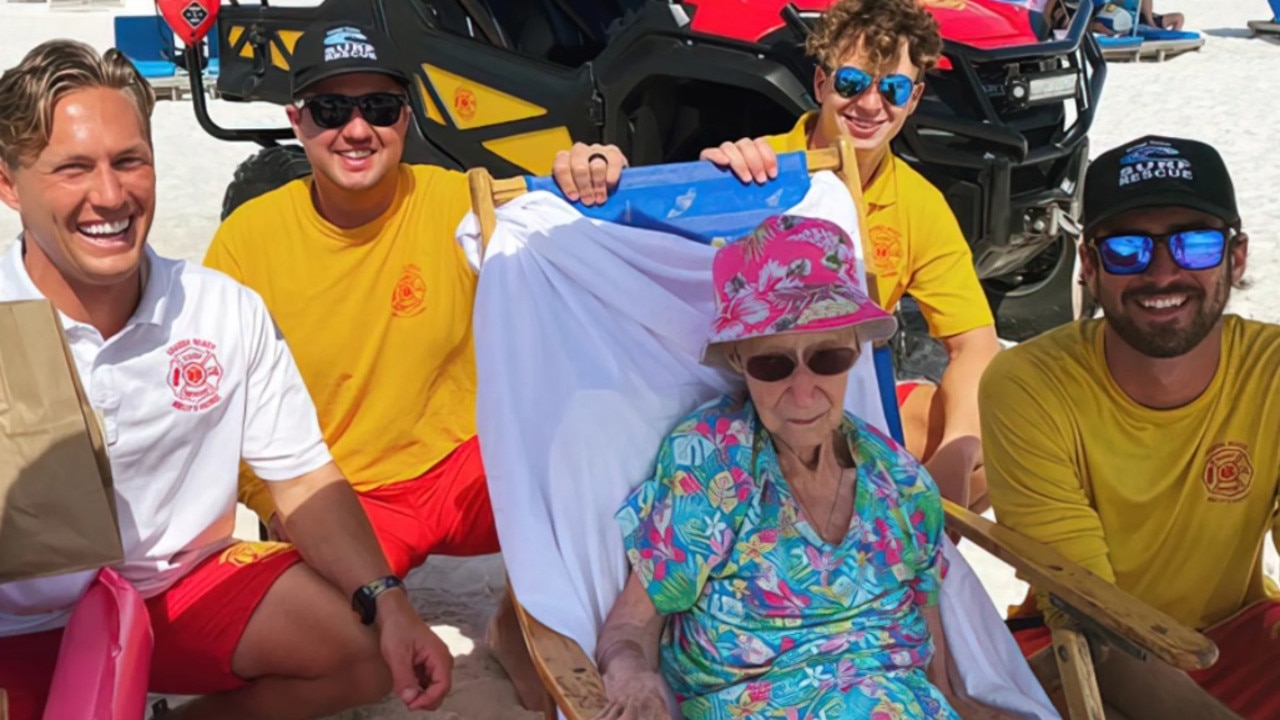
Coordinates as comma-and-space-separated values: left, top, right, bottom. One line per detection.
323, 27, 378, 62
1118, 140, 1194, 186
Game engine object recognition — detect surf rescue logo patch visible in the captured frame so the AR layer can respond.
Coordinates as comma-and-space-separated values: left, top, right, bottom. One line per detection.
219, 541, 292, 567
166, 338, 224, 412
391, 264, 427, 317
323, 26, 377, 62
1202, 441, 1254, 502
1118, 139, 1193, 187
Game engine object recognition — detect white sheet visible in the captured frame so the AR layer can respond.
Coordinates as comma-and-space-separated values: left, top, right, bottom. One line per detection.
467, 172, 1059, 719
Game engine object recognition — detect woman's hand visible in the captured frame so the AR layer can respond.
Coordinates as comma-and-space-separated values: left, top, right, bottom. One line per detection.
924, 605, 1023, 720
593, 572, 670, 719
946, 693, 1024, 720
594, 658, 672, 720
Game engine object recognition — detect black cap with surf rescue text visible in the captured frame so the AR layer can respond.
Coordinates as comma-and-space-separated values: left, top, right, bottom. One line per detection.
1083, 135, 1239, 238
290, 22, 409, 99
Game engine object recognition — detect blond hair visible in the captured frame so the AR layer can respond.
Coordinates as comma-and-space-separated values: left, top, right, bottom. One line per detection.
0, 39, 155, 168
806, 0, 944, 76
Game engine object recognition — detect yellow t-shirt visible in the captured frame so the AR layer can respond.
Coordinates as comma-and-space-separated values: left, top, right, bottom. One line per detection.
981, 316, 1280, 630
204, 164, 478, 522
764, 112, 993, 338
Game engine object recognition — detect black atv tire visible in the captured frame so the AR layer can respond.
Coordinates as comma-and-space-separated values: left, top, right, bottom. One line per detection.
983, 234, 1081, 343
221, 145, 313, 221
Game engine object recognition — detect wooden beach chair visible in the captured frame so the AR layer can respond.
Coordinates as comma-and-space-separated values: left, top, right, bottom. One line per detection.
467, 140, 1233, 720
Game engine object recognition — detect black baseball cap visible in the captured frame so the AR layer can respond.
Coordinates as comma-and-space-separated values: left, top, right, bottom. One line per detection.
290, 22, 410, 98
1083, 135, 1239, 238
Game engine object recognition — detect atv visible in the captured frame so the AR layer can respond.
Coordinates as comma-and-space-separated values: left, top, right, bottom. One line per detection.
169, 0, 1105, 343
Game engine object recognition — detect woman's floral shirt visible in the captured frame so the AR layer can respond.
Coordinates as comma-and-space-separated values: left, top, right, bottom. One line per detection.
616, 395, 956, 720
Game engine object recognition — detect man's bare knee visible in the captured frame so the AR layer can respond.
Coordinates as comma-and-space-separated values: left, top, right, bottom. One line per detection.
233, 564, 384, 680
341, 652, 394, 706
900, 383, 940, 460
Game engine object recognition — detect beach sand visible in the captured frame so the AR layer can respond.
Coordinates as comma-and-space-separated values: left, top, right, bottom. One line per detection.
0, 0, 1277, 717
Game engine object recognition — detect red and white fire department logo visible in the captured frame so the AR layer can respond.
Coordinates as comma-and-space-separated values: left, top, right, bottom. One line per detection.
166, 338, 224, 412
453, 86, 478, 122
868, 225, 903, 277
1202, 442, 1254, 502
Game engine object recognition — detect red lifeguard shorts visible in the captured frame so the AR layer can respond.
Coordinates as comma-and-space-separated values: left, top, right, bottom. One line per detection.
896, 380, 925, 407
1012, 599, 1280, 719
358, 435, 500, 578
0, 542, 300, 720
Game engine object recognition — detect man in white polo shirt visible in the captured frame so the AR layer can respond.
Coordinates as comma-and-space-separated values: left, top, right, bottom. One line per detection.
0, 40, 452, 720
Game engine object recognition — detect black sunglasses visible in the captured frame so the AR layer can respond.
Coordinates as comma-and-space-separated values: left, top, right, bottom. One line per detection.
1092, 228, 1231, 276
297, 92, 408, 129
743, 347, 858, 383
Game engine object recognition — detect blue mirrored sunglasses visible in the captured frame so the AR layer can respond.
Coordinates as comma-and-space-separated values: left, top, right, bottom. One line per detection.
832, 66, 917, 107
1094, 228, 1230, 276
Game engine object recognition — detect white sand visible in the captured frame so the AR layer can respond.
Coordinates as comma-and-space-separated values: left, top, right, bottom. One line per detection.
0, 0, 1277, 717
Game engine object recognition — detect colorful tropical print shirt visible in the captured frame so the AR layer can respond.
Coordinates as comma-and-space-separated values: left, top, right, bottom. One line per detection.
616, 395, 956, 720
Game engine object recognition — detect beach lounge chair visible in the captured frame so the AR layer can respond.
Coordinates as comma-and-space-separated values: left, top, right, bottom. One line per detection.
112, 15, 184, 100
1248, 0, 1280, 39
464, 139, 1233, 720
1047, 0, 1203, 60
1092, 1, 1204, 61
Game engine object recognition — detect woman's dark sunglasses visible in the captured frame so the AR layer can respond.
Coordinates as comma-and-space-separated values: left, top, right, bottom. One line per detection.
832, 66, 917, 107
744, 347, 858, 383
1094, 228, 1231, 276
297, 92, 408, 129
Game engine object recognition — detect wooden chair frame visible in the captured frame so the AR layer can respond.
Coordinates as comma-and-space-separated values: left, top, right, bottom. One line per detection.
466, 139, 1229, 720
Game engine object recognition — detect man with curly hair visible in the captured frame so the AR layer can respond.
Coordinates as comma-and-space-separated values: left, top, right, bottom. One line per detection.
697, 0, 1002, 516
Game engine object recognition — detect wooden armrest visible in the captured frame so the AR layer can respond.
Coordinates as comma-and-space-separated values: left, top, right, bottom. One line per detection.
944, 500, 1218, 671
512, 596, 609, 720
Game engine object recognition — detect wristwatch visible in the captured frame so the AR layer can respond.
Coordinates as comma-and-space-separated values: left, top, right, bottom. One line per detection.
351, 575, 405, 625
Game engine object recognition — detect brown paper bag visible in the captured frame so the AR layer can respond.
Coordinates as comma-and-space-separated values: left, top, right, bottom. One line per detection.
0, 299, 122, 584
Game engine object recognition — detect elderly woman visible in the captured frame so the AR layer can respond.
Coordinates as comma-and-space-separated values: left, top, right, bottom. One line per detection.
595, 216, 1007, 720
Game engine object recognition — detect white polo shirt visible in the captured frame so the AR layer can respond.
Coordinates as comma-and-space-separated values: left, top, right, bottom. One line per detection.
0, 240, 332, 636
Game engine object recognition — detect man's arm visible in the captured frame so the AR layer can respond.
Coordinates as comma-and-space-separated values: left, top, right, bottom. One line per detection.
266, 462, 394, 595
264, 462, 452, 708
928, 326, 1002, 506
236, 287, 451, 710
204, 220, 283, 530
980, 350, 1116, 624
905, 188, 1000, 507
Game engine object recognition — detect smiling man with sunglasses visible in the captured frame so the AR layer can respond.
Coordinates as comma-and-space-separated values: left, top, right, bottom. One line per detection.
201, 21, 606, 713
980, 135, 1280, 719
694, 0, 1003, 518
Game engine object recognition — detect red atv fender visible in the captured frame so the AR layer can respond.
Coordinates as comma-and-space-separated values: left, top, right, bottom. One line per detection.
686, 0, 1042, 69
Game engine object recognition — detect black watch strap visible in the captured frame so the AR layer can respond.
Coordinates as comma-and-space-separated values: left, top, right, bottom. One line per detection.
351, 575, 405, 625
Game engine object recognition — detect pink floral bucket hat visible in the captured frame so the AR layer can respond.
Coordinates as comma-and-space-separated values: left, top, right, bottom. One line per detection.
702, 214, 897, 366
